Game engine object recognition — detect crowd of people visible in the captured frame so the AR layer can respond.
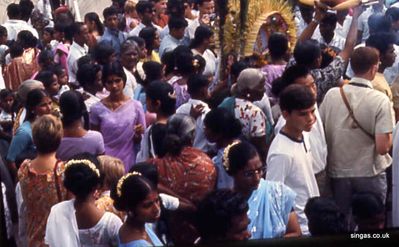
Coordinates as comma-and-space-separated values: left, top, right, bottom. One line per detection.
0, 0, 398, 246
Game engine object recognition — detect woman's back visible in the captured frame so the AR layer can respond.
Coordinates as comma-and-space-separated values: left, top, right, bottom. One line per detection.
152, 147, 216, 203
18, 159, 66, 247
57, 130, 105, 161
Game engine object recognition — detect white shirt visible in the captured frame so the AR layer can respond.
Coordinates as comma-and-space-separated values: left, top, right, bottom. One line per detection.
45, 199, 122, 247
128, 22, 162, 37
336, 15, 352, 40
358, 6, 386, 43
123, 67, 138, 98
2, 19, 39, 41
187, 18, 200, 40
266, 132, 320, 235
160, 193, 179, 210
36, 0, 53, 21
274, 105, 327, 174
176, 99, 213, 152
317, 32, 346, 50
392, 122, 399, 227
192, 49, 217, 78
67, 42, 89, 84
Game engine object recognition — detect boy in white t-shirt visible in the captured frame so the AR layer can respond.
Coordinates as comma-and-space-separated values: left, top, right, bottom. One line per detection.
266, 84, 320, 235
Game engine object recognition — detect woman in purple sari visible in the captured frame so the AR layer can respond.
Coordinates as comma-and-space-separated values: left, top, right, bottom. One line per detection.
90, 62, 145, 171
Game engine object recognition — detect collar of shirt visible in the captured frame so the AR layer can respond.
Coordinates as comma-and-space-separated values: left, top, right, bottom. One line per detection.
105, 27, 120, 37
351, 76, 373, 88
71, 41, 88, 54
188, 98, 208, 107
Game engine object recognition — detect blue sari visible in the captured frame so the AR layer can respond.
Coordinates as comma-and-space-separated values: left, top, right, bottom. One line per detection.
247, 179, 296, 239
118, 224, 163, 247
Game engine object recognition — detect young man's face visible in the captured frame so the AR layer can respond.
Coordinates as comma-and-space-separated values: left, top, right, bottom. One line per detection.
76, 25, 90, 45
0, 33, 8, 44
283, 105, 317, 132
199, 0, 215, 16
382, 44, 396, 68
294, 74, 317, 98
105, 14, 119, 30
142, 8, 156, 24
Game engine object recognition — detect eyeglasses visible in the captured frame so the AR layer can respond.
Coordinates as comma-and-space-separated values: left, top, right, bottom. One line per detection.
242, 166, 266, 178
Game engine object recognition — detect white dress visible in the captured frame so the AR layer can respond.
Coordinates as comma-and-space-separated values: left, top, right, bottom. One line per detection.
46, 199, 122, 247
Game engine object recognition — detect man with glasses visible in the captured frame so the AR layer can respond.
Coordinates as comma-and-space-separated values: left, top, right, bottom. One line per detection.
266, 84, 320, 236
129, 1, 162, 37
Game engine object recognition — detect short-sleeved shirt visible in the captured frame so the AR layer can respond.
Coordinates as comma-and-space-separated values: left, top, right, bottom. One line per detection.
391, 77, 399, 109
372, 72, 393, 102
266, 132, 319, 235
319, 77, 394, 178
56, 130, 105, 161
234, 98, 267, 138
7, 121, 35, 163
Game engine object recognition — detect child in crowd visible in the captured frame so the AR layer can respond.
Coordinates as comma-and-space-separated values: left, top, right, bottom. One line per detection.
54, 64, 70, 96
0, 25, 8, 66
124, 0, 140, 33
41, 27, 55, 51
0, 89, 15, 142
136, 80, 176, 162
96, 155, 126, 220
352, 193, 386, 232
305, 197, 347, 236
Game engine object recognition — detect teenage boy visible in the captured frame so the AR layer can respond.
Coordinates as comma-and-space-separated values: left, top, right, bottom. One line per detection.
176, 74, 212, 152
266, 84, 320, 236
100, 6, 127, 56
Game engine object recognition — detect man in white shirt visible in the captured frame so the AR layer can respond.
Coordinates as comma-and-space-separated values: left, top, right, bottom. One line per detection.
129, 1, 162, 37
318, 12, 346, 50
67, 22, 89, 85
273, 65, 328, 196
266, 84, 320, 235
187, 0, 215, 39
3, 3, 38, 41
176, 74, 213, 152
159, 17, 188, 59
357, 1, 386, 43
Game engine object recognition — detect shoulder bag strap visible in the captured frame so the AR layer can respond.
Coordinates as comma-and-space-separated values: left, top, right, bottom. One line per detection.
53, 160, 63, 202
339, 86, 374, 140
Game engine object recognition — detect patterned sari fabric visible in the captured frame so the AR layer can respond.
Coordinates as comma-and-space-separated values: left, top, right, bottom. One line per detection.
150, 147, 216, 244
18, 160, 66, 247
247, 179, 296, 239
151, 147, 216, 204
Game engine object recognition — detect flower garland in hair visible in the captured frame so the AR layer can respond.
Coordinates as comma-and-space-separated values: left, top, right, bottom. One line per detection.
168, 90, 177, 99
222, 140, 241, 172
116, 171, 142, 197
65, 159, 100, 177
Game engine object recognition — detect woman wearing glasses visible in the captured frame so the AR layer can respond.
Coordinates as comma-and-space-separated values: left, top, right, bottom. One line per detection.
224, 141, 302, 239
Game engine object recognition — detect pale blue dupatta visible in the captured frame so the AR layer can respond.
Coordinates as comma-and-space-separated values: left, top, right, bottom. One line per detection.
247, 179, 296, 239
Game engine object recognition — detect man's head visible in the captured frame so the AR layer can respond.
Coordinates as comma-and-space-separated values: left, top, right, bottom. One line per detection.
19, 0, 34, 22
294, 40, 322, 69
350, 46, 380, 80
136, 1, 155, 25
274, 64, 317, 98
7, 3, 20, 20
386, 7, 399, 31
150, 0, 167, 16
352, 193, 385, 232
198, 0, 215, 17
167, 0, 185, 18
0, 25, 8, 44
305, 197, 347, 236
320, 13, 338, 42
72, 22, 89, 46
268, 32, 289, 61
197, 189, 251, 243
103, 6, 120, 30
368, 14, 392, 35
169, 17, 188, 40
366, 32, 396, 70
280, 84, 316, 132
